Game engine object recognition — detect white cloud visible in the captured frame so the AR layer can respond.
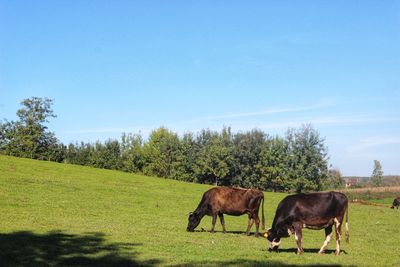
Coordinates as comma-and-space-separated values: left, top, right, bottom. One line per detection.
186, 99, 334, 123
250, 115, 400, 132
348, 136, 400, 154
59, 112, 400, 140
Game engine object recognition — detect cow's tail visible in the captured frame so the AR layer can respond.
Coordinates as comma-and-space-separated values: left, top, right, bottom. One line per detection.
261, 194, 265, 230
345, 204, 349, 243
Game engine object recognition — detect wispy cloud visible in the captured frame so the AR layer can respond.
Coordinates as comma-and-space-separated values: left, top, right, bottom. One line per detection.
59, 107, 400, 141
305, 115, 400, 127
186, 99, 333, 123
255, 115, 400, 131
58, 126, 154, 136
348, 136, 400, 154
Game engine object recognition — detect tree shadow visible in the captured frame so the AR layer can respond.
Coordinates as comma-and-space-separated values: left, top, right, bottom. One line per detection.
171, 259, 352, 267
0, 230, 161, 267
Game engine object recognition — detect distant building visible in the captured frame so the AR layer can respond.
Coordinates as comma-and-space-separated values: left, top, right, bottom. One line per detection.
345, 178, 359, 188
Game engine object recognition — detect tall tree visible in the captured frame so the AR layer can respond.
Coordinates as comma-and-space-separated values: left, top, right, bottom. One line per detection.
194, 128, 233, 186
286, 124, 329, 193
120, 133, 144, 173
173, 132, 198, 182
0, 120, 15, 152
371, 160, 383, 187
0, 97, 61, 160
232, 130, 265, 188
258, 136, 291, 192
142, 127, 181, 178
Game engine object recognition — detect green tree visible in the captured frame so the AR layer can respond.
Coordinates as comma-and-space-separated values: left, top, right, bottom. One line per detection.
172, 132, 198, 182
324, 167, 344, 190
0, 120, 15, 152
65, 143, 79, 164
194, 128, 233, 186
0, 97, 61, 161
103, 140, 122, 170
232, 130, 265, 188
66, 142, 93, 166
371, 160, 383, 187
286, 124, 329, 193
258, 136, 291, 192
142, 127, 181, 178
121, 133, 144, 173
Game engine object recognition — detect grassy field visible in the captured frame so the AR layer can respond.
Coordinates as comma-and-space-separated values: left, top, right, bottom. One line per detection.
341, 187, 400, 204
369, 198, 395, 205
1, 155, 399, 266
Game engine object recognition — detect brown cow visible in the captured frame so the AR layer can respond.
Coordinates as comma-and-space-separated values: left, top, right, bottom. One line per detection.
186, 187, 265, 236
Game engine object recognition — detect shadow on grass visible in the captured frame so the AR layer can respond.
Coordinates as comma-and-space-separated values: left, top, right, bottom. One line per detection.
193, 229, 260, 236
171, 259, 352, 267
171, 259, 350, 267
0, 230, 161, 267
273, 248, 348, 255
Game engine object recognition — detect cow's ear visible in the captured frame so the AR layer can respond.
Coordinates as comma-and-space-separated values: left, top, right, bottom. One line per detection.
263, 228, 272, 238
188, 212, 193, 216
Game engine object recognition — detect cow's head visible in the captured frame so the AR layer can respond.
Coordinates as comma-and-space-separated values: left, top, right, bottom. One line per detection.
186, 212, 201, 232
264, 228, 281, 252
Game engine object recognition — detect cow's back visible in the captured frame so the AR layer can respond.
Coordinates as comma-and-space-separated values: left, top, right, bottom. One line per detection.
272, 191, 348, 229
203, 187, 263, 215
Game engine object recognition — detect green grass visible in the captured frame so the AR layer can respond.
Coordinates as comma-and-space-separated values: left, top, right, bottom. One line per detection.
1, 155, 399, 266
368, 198, 394, 205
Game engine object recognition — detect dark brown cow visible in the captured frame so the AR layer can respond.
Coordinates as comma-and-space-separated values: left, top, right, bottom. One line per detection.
265, 191, 349, 255
391, 197, 400, 209
186, 187, 265, 236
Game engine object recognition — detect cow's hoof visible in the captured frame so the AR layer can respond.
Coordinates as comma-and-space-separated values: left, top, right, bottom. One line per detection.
268, 248, 278, 253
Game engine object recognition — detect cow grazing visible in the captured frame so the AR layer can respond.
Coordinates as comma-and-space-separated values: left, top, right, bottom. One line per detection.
391, 197, 400, 209
265, 191, 349, 255
186, 187, 265, 236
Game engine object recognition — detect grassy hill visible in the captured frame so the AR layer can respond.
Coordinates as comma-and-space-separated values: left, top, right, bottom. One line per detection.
1, 155, 399, 266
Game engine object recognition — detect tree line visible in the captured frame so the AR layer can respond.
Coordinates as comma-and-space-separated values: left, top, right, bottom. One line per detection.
1, 97, 343, 192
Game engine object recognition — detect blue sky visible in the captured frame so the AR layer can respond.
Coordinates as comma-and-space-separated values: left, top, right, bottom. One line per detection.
1, 1, 399, 176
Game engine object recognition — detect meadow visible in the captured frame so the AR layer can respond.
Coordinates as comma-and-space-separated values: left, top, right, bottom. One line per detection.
0, 155, 399, 266
341, 187, 400, 205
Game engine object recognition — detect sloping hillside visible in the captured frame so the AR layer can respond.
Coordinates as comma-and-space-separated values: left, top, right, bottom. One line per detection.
0, 155, 399, 266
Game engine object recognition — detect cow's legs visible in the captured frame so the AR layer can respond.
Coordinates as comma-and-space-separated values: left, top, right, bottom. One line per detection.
319, 225, 333, 254
210, 213, 217, 233
334, 218, 342, 255
246, 215, 254, 236
218, 213, 226, 233
294, 224, 303, 255
254, 214, 260, 237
